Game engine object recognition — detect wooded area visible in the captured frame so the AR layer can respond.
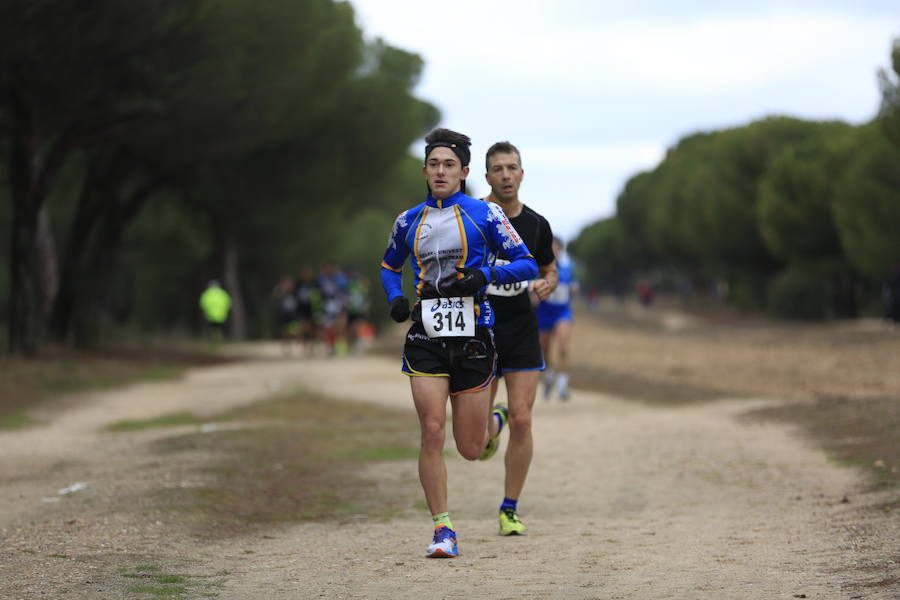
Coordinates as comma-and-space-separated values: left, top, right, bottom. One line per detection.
2, 3, 898, 356
570, 36, 900, 320
0, 0, 437, 354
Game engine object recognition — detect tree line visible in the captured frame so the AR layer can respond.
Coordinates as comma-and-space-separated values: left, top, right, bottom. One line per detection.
570, 36, 900, 320
0, 0, 438, 354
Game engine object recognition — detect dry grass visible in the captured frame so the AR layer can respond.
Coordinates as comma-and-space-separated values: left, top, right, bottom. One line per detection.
745, 395, 900, 493
147, 390, 421, 537
0, 345, 231, 429
0, 342, 421, 537
567, 302, 900, 491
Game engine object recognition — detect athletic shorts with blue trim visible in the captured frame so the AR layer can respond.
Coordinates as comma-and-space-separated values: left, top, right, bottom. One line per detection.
536, 303, 573, 332
401, 322, 497, 394
493, 310, 545, 374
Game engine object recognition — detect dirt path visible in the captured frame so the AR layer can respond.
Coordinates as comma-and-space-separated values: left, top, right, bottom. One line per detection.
1, 341, 897, 599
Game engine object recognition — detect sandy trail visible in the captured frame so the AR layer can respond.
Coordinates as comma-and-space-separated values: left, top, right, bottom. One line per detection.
0, 348, 895, 599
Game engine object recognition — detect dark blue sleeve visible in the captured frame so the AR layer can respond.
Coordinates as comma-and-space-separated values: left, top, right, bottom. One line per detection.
492, 255, 537, 285
380, 268, 404, 302
380, 211, 411, 301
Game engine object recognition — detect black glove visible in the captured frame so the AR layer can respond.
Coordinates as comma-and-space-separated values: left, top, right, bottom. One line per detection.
389, 296, 410, 322
441, 267, 488, 297
418, 282, 441, 300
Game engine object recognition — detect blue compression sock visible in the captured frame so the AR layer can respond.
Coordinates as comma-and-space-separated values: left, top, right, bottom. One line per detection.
500, 497, 518, 512
494, 411, 504, 435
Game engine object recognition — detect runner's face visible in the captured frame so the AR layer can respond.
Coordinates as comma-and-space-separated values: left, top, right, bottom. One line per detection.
485, 151, 523, 202
424, 147, 469, 199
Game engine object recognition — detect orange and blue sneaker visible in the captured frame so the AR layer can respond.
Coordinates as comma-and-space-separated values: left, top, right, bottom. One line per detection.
426, 526, 459, 558
479, 403, 509, 461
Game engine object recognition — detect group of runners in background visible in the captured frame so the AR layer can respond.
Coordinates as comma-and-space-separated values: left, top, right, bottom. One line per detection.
380, 128, 577, 558
271, 263, 374, 357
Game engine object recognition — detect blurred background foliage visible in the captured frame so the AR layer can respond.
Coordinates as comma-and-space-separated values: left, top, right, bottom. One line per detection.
1, 2, 898, 354
0, 0, 437, 353
570, 36, 900, 320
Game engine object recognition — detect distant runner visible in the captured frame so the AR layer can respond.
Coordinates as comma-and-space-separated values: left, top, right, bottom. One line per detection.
199, 280, 231, 342
537, 238, 578, 400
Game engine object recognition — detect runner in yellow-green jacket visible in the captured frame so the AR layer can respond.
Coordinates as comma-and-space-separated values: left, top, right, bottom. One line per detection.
200, 280, 231, 340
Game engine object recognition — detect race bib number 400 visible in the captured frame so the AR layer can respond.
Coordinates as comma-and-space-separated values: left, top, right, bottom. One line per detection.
485, 258, 528, 297
486, 280, 527, 297
422, 297, 475, 338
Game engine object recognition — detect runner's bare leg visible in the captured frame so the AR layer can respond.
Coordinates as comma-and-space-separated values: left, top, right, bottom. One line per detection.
501, 370, 539, 499
411, 377, 450, 515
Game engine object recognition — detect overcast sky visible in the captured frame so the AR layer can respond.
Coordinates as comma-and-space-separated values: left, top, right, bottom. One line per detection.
349, 1, 899, 241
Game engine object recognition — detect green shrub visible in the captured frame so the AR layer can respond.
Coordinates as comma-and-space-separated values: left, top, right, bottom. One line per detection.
767, 265, 829, 320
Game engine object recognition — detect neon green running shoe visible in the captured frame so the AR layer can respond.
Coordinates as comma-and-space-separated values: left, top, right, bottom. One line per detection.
479, 403, 509, 461
499, 507, 526, 536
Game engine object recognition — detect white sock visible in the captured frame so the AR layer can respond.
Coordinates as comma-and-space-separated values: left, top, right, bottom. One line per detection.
557, 372, 569, 391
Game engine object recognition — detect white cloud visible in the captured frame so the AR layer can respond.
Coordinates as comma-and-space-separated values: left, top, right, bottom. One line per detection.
525, 141, 665, 171
349, 0, 899, 240
356, 4, 894, 97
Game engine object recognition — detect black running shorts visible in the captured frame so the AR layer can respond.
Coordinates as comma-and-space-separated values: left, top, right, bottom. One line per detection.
401, 322, 497, 394
492, 310, 545, 374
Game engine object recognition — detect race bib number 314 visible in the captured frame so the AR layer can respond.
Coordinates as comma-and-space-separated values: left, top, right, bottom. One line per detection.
422, 297, 475, 338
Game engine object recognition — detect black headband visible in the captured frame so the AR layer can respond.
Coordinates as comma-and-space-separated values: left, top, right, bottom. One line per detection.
424, 142, 471, 167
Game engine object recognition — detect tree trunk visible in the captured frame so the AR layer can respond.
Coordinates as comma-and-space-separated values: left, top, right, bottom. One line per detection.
6, 88, 77, 354
223, 237, 246, 340
831, 266, 860, 319
8, 204, 41, 355
36, 206, 59, 318
7, 89, 41, 354
49, 147, 165, 346
50, 162, 106, 344
70, 174, 162, 347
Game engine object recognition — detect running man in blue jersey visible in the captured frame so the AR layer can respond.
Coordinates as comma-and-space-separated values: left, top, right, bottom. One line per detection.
381, 128, 537, 558
537, 237, 579, 400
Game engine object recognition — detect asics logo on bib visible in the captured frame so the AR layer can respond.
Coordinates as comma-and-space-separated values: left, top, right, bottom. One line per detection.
431, 298, 467, 311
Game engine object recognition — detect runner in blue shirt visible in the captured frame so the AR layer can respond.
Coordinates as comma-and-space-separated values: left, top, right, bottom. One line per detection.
380, 128, 537, 558
537, 238, 579, 400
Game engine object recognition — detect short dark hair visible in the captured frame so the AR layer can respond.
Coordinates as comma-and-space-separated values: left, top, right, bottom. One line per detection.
424, 128, 471, 166
485, 141, 522, 172
423, 128, 472, 194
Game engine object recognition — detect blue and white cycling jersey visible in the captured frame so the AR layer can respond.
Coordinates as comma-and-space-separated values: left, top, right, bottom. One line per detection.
536, 252, 577, 331
543, 252, 576, 306
381, 191, 537, 327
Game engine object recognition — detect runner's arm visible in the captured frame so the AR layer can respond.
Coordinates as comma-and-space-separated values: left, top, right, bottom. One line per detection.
531, 260, 558, 301
380, 210, 411, 302
492, 254, 537, 285
380, 266, 404, 302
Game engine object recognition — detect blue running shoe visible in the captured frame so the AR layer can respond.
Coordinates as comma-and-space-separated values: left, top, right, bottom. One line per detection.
426, 526, 459, 558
